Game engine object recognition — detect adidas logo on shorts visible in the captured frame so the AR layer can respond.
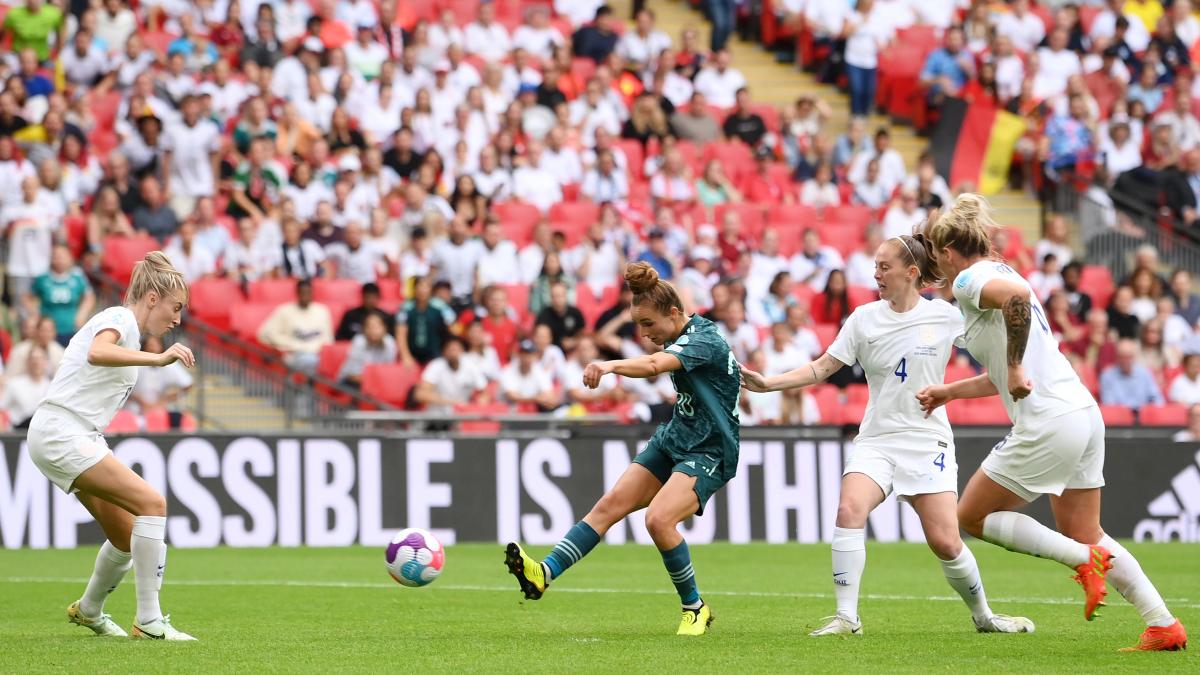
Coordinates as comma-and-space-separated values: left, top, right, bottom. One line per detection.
1133, 448, 1200, 542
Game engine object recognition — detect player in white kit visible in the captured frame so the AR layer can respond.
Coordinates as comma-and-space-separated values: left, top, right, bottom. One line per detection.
27, 252, 198, 641
916, 195, 1187, 652
741, 235, 1033, 637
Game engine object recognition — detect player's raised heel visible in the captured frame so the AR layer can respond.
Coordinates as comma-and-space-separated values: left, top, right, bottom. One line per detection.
67, 601, 128, 637
1072, 545, 1113, 621
810, 615, 863, 637
131, 615, 197, 641
1120, 619, 1188, 652
504, 542, 548, 600
676, 603, 713, 636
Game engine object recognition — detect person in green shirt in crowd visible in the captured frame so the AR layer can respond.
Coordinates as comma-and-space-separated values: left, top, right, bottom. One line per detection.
28, 244, 95, 346
1, 0, 66, 62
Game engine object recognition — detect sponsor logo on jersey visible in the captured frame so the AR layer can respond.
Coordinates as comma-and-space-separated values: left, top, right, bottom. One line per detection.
1132, 449, 1200, 542
955, 271, 972, 290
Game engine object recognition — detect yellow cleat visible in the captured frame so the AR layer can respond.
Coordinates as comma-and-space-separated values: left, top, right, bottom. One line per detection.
677, 603, 714, 636
504, 542, 548, 600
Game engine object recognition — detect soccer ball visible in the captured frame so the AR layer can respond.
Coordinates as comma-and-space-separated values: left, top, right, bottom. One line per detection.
385, 528, 445, 587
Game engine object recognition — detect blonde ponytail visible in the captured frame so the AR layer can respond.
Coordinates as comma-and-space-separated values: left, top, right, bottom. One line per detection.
126, 251, 188, 304
922, 193, 996, 260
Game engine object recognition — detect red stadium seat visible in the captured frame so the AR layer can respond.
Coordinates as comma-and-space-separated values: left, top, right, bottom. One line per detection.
813, 323, 838, 350
142, 408, 170, 432
140, 30, 179, 57
377, 278, 404, 303
187, 277, 243, 331
1079, 265, 1116, 310
847, 286, 878, 309
317, 341, 353, 382
966, 397, 1010, 425
497, 283, 532, 329
811, 385, 840, 424
89, 90, 123, 131
106, 410, 141, 434
101, 235, 160, 285
248, 279, 299, 304
1099, 404, 1135, 426
766, 204, 819, 230
576, 283, 619, 330
775, 227, 804, 256
616, 139, 645, 181
64, 215, 87, 258
360, 363, 422, 409
313, 278, 364, 305
1138, 404, 1189, 427
493, 201, 541, 230
229, 302, 278, 343
945, 399, 973, 424
454, 402, 512, 433
549, 202, 600, 228
823, 205, 873, 227
944, 361, 976, 383
790, 282, 816, 306
844, 384, 869, 407
820, 223, 866, 258
838, 400, 868, 426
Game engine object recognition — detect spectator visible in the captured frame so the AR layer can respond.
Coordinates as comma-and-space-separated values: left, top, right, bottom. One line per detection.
0, 345, 50, 429
791, 228, 844, 291
749, 271, 798, 328
462, 319, 503, 376
164, 220, 217, 284
229, 137, 287, 222
1156, 296, 1193, 361
274, 216, 327, 279
670, 91, 722, 144
694, 49, 746, 108
996, 0, 1046, 55
649, 147, 697, 208
811, 269, 852, 326
1100, 338, 1165, 410
741, 146, 792, 204
1028, 253, 1064, 302
500, 338, 559, 410
430, 216, 484, 310
636, 229, 675, 280
1173, 404, 1200, 442
919, 27, 974, 105
848, 128, 906, 195
531, 322, 567, 383
463, 285, 521, 366
222, 217, 275, 284
799, 161, 840, 209
1034, 28, 1082, 100
127, 336, 194, 425
1069, 308, 1119, 373
845, 227, 883, 290
7, 315, 62, 378
1169, 269, 1200, 325
716, 209, 750, 273
530, 251, 575, 317
762, 323, 819, 425
694, 158, 742, 208
535, 279, 586, 351
396, 276, 452, 367
338, 313, 397, 388
562, 334, 628, 410
571, 220, 624, 289
336, 282, 397, 341
4, 174, 59, 314
1169, 351, 1200, 406
414, 336, 488, 414
1128, 267, 1162, 323
617, 8, 670, 72
580, 148, 630, 203
1107, 285, 1141, 339
1138, 318, 1168, 373
677, 245, 719, 313
464, 1, 512, 62
1153, 87, 1200, 152
326, 221, 387, 283
1042, 94, 1096, 185
512, 139, 563, 212
1034, 214, 1074, 267
852, 157, 890, 209
622, 93, 670, 146
1060, 261, 1093, 321
1091, 0, 1151, 52
257, 278, 334, 375
2, 0, 66, 63
843, 0, 890, 118
572, 5, 619, 64
1046, 290, 1087, 345
717, 300, 759, 362
723, 87, 768, 148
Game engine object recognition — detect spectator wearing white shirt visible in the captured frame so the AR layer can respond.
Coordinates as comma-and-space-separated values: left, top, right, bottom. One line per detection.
845, 227, 884, 290
1035, 28, 1083, 99
1028, 253, 1065, 302
501, 339, 560, 409
224, 217, 278, 283
61, 28, 113, 88
1090, 0, 1151, 52
4, 175, 60, 312
464, 2, 512, 62
799, 162, 841, 209
1170, 352, 1200, 405
127, 336, 194, 424
616, 9, 673, 72
1099, 116, 1142, 177
852, 157, 891, 209
429, 9, 466, 54
162, 94, 221, 218
415, 336, 489, 415
344, 24, 390, 80
430, 217, 485, 308
992, 35, 1026, 103
568, 77, 625, 144
882, 187, 928, 239
1034, 214, 1074, 267
848, 128, 907, 195
338, 313, 398, 387
96, 0, 137, 53
0, 345, 49, 429
996, 0, 1047, 53
1154, 90, 1200, 152
693, 50, 747, 108
326, 222, 387, 283
164, 220, 216, 283
581, 148, 630, 203
477, 220, 522, 286
556, 0, 604, 28
540, 126, 583, 186
718, 301, 761, 363
336, 0, 379, 29
562, 335, 628, 410
790, 228, 845, 291
571, 221, 625, 289
512, 139, 564, 212
512, 5, 566, 60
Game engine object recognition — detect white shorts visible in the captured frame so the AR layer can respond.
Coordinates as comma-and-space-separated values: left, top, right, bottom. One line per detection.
981, 405, 1106, 502
844, 437, 959, 501
27, 406, 112, 494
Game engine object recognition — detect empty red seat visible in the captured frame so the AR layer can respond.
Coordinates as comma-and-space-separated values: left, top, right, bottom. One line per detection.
810, 385, 840, 424
576, 283, 620, 330
360, 363, 423, 409
493, 201, 541, 232
791, 282, 816, 306
824, 205, 873, 227
1099, 404, 1135, 426
454, 402, 512, 433
64, 215, 87, 258
549, 201, 600, 227
187, 277, 243, 330
944, 361, 976, 383
844, 384, 869, 407
847, 286, 878, 309
820, 223, 866, 258
317, 341, 353, 382
497, 283, 532, 329
1138, 404, 1189, 426
101, 235, 160, 285
766, 204, 819, 229
1079, 265, 1116, 310
142, 408, 170, 432
313, 278, 364, 305
376, 278, 404, 303
966, 397, 1010, 425
229, 302, 278, 343
812, 323, 838, 350
106, 410, 141, 434
248, 279, 298, 304
945, 399, 973, 424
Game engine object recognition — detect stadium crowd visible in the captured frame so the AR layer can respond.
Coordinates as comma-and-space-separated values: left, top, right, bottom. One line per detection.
0, 0, 1198, 431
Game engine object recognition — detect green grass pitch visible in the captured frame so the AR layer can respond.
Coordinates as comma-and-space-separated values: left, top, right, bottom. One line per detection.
0, 542, 1196, 673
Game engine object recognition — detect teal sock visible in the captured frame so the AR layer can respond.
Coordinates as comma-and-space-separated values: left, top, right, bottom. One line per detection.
543, 521, 600, 580
661, 540, 701, 606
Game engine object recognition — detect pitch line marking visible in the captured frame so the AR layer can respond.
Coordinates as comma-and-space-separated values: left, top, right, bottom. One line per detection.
3, 576, 1198, 609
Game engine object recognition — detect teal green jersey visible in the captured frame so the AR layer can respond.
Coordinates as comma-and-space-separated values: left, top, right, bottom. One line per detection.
658, 314, 741, 479
32, 270, 90, 336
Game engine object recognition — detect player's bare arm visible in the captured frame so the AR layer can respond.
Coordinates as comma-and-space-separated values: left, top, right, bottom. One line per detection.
978, 277, 1034, 400
740, 353, 844, 393
916, 375, 999, 417
583, 351, 683, 388
87, 330, 195, 368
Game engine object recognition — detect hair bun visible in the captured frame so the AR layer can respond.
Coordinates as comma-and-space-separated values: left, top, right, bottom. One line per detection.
624, 261, 660, 295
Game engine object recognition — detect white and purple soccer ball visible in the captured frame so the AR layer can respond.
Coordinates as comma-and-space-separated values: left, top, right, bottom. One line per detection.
385, 528, 445, 587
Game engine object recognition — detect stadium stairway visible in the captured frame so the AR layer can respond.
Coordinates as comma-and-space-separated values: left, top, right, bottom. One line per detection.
623, 0, 1044, 242
182, 372, 299, 431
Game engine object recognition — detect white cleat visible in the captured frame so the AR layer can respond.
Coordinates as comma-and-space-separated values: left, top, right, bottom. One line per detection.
810, 614, 864, 636
975, 613, 1036, 634
131, 615, 197, 641
67, 601, 128, 637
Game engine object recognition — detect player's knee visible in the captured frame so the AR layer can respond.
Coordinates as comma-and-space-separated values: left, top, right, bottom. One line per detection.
588, 492, 629, 528
136, 491, 167, 517
926, 531, 963, 561
643, 509, 677, 539
835, 500, 869, 528
957, 506, 985, 539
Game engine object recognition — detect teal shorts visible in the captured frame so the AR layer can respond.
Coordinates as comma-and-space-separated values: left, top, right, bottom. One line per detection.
633, 440, 730, 517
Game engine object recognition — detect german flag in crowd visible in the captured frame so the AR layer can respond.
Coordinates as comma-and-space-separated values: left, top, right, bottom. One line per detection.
930, 97, 1026, 195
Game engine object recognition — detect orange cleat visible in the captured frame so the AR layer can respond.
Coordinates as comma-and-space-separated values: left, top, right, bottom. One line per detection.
1120, 619, 1188, 652
1072, 545, 1113, 621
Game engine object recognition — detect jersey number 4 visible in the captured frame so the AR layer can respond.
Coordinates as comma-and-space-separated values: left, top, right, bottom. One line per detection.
933, 452, 945, 472
894, 358, 908, 383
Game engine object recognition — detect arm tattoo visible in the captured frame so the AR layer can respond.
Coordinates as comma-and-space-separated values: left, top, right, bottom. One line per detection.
1002, 294, 1031, 367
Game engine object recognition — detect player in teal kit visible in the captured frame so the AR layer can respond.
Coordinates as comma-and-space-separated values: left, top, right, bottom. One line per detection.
505, 262, 740, 636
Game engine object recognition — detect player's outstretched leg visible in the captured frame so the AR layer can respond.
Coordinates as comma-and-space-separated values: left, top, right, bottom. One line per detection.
646, 474, 712, 636
960, 472, 1111, 621
1103, 534, 1188, 652
68, 541, 132, 637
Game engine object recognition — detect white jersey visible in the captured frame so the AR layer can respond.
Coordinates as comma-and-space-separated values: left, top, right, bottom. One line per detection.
827, 298, 963, 443
40, 307, 143, 432
952, 260, 1094, 429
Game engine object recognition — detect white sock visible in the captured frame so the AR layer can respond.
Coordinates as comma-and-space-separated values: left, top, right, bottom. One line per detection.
831, 527, 866, 623
1098, 534, 1175, 627
939, 545, 993, 622
131, 516, 167, 625
78, 541, 132, 618
981, 511, 1090, 567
